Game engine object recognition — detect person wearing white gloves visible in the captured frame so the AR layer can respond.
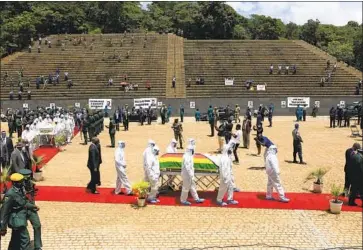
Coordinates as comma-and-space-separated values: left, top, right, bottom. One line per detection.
143, 139, 156, 180
188, 138, 196, 151
114, 141, 132, 195
45, 114, 52, 124
21, 125, 32, 141
216, 145, 239, 206
180, 145, 204, 205
64, 116, 72, 143
145, 146, 161, 204
264, 144, 289, 203
166, 139, 177, 153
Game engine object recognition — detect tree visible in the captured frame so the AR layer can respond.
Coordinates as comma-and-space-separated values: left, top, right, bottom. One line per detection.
248, 15, 285, 40
300, 19, 320, 45
285, 22, 300, 40
327, 41, 354, 65
232, 24, 250, 39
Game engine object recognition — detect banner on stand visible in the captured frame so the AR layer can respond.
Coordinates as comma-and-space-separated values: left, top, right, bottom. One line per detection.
134, 98, 157, 109
287, 97, 310, 108
88, 99, 112, 110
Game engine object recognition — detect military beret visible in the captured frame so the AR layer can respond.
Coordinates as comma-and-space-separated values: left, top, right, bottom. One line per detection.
10, 173, 24, 182
19, 169, 32, 176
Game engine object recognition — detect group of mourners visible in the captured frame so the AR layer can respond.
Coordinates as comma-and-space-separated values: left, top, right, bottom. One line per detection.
329, 104, 361, 128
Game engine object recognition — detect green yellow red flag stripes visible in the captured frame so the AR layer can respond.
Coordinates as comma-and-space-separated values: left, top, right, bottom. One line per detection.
159, 153, 219, 172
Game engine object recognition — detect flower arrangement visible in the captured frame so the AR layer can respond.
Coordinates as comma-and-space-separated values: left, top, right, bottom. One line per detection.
132, 181, 150, 199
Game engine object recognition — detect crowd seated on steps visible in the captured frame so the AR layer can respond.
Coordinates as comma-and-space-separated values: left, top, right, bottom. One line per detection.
269, 64, 297, 75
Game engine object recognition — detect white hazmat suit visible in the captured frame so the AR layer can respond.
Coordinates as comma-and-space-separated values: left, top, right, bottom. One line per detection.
145, 146, 160, 203
180, 145, 204, 205
143, 139, 156, 180
216, 145, 238, 206
264, 145, 289, 202
64, 117, 73, 143
166, 139, 177, 153
114, 141, 132, 195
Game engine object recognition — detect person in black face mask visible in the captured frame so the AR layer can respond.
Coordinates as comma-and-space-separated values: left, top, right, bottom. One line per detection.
22, 141, 32, 171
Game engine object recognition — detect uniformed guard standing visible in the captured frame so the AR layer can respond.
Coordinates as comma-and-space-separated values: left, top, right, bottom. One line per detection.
88, 115, 94, 140
106, 119, 116, 148
123, 106, 129, 131
234, 104, 241, 123
292, 123, 306, 164
82, 118, 88, 145
0, 173, 39, 250
19, 169, 42, 250
179, 105, 185, 123
329, 106, 336, 128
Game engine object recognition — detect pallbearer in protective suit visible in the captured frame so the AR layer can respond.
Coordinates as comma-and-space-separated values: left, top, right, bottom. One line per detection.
114, 141, 132, 195
180, 145, 205, 205
166, 139, 177, 153
0, 173, 40, 250
264, 144, 290, 203
143, 139, 156, 179
145, 146, 161, 204
216, 145, 239, 206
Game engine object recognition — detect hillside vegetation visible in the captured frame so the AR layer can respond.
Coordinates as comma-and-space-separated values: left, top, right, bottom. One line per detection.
1, 2, 362, 70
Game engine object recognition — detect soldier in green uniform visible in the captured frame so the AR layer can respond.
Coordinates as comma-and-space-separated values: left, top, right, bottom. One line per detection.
106, 119, 116, 147
123, 106, 129, 131
19, 169, 42, 250
0, 173, 39, 250
82, 118, 88, 145
88, 115, 94, 141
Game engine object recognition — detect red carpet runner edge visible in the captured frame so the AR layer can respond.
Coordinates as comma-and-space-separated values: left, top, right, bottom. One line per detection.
33, 127, 362, 212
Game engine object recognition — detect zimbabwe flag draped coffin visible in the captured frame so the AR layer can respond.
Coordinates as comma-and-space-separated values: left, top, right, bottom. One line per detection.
159, 153, 219, 173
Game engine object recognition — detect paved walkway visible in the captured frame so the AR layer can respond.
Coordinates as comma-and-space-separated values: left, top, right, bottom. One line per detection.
1, 202, 362, 250
0, 117, 362, 249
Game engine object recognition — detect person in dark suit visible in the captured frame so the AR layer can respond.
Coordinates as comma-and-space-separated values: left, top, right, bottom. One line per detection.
348, 149, 363, 206
0, 131, 14, 168
86, 137, 102, 194
344, 143, 361, 196
22, 140, 32, 171
10, 142, 26, 174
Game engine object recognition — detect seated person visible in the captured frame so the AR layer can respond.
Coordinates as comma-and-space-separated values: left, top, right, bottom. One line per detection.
67, 79, 73, 89
320, 77, 325, 87
245, 80, 253, 90
133, 83, 138, 90
9, 91, 13, 100
18, 91, 22, 100
200, 77, 205, 85
292, 65, 297, 74
187, 78, 191, 87
27, 90, 31, 100
269, 64, 273, 74
277, 65, 282, 74
108, 78, 113, 86
196, 77, 200, 85
355, 86, 360, 95
146, 80, 151, 90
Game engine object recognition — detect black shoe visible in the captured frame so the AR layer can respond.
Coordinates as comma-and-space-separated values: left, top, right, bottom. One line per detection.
97, 183, 101, 186
92, 190, 100, 194
293, 161, 298, 163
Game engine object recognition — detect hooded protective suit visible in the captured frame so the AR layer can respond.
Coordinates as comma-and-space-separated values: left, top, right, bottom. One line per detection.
188, 138, 196, 151
64, 116, 72, 143
143, 139, 155, 180
166, 139, 177, 153
265, 145, 287, 201
180, 145, 201, 203
145, 146, 160, 202
21, 125, 32, 141
114, 141, 132, 195
216, 145, 236, 204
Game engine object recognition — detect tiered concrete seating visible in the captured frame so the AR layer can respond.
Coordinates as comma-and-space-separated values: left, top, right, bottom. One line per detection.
1, 33, 168, 100
184, 40, 360, 98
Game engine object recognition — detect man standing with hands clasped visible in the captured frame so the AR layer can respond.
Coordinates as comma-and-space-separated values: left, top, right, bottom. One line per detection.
86, 137, 102, 194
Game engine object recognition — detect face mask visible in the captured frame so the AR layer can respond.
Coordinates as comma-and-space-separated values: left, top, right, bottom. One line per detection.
154, 151, 159, 155
26, 128, 29, 130
22, 147, 26, 151
227, 150, 232, 155
191, 150, 194, 155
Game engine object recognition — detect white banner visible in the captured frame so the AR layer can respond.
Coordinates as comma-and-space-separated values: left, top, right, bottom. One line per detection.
256, 85, 266, 91
190, 101, 195, 109
281, 101, 287, 108
23, 103, 28, 108
134, 98, 157, 109
49, 103, 56, 109
314, 101, 320, 108
340, 101, 345, 108
225, 78, 234, 86
287, 97, 310, 108
157, 102, 162, 107
247, 101, 253, 108
75, 102, 80, 108
88, 99, 112, 110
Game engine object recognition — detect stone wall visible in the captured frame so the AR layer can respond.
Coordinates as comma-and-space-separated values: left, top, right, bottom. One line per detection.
1, 96, 361, 116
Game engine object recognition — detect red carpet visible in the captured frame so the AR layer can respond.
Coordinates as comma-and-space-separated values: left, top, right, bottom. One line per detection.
35, 186, 362, 212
